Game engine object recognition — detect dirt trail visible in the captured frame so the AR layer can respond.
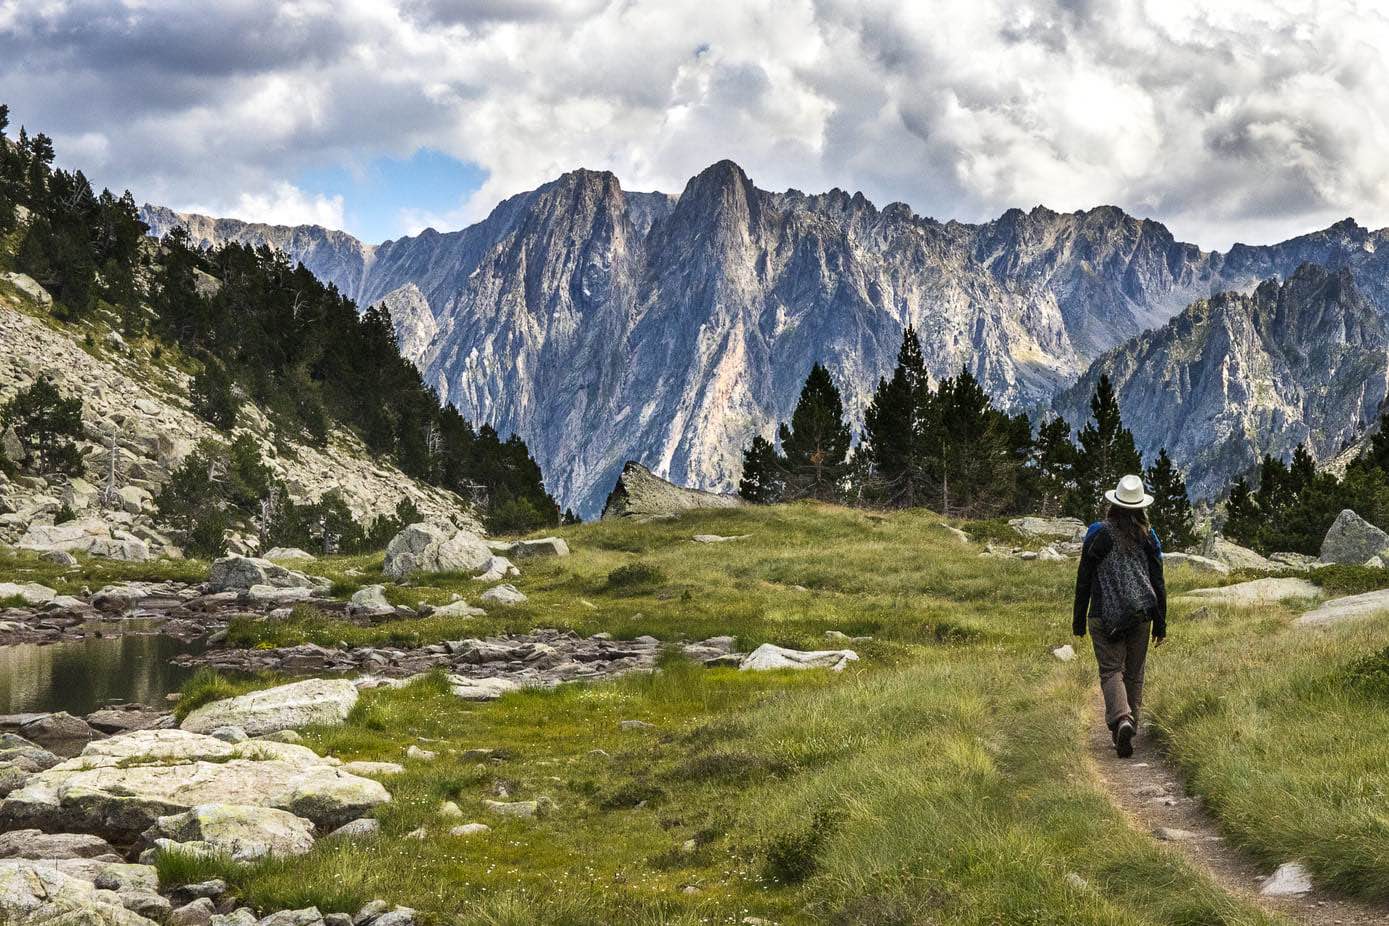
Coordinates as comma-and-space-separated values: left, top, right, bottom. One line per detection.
1086, 702, 1386, 926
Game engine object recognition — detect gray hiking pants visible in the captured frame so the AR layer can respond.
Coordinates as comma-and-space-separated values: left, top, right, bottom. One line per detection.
1088, 618, 1150, 729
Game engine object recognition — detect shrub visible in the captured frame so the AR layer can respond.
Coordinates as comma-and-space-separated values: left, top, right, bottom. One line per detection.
0, 377, 84, 475
53, 503, 76, 525
761, 809, 841, 886
1346, 645, 1389, 700
607, 562, 667, 591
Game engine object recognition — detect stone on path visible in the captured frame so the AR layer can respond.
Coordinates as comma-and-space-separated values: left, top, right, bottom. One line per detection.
739, 643, 859, 672
1260, 861, 1314, 896
1178, 577, 1321, 606
1319, 509, 1389, 565
1295, 588, 1389, 628
1153, 826, 1197, 841
181, 679, 358, 737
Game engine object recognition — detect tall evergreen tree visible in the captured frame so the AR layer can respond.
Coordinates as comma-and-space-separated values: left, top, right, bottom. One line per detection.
1032, 416, 1076, 517
861, 326, 929, 506
778, 363, 851, 501
1223, 476, 1261, 548
1146, 448, 1195, 549
739, 434, 786, 503
1067, 374, 1142, 521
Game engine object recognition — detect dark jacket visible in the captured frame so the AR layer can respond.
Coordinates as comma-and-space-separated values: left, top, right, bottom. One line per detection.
1073, 521, 1167, 639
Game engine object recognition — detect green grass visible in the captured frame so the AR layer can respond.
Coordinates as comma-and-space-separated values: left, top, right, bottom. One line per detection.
171, 668, 284, 721
1149, 597, 1389, 903
0, 546, 208, 596
143, 504, 1301, 925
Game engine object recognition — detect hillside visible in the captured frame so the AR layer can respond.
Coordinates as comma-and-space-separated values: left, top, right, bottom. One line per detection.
143, 173, 1389, 515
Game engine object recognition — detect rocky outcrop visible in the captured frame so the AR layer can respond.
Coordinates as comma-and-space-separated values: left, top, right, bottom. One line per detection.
1319, 509, 1389, 564
601, 462, 745, 520
1296, 589, 1389, 627
1178, 578, 1321, 606
0, 729, 389, 840
382, 523, 492, 580
1054, 266, 1389, 498
180, 679, 359, 737
206, 556, 328, 594
0, 292, 478, 555
379, 284, 437, 368
141, 804, 317, 862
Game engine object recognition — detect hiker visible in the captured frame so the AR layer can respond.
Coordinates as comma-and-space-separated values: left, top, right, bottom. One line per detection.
1073, 473, 1167, 758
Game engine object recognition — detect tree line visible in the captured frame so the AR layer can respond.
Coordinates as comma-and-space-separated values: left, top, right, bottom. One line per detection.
0, 103, 559, 534
739, 328, 1197, 547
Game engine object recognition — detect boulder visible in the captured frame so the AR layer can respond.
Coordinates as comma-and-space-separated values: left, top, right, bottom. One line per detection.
382, 523, 492, 581
1260, 861, 1313, 896
1204, 536, 1276, 572
474, 555, 519, 582
61, 477, 100, 512
739, 643, 859, 672
347, 585, 393, 617
39, 549, 78, 567
1009, 516, 1086, 542
503, 537, 570, 559
206, 556, 325, 594
1296, 589, 1389, 628
169, 897, 215, 926
0, 729, 390, 840
1179, 578, 1321, 606
181, 679, 358, 737
0, 582, 57, 606
0, 859, 155, 926
324, 818, 380, 841
1161, 552, 1230, 575
18, 518, 150, 562
144, 804, 317, 862
600, 461, 745, 520
479, 584, 527, 606
430, 600, 485, 618
264, 548, 315, 561
116, 486, 153, 516
1269, 551, 1317, 571
0, 829, 117, 860
2, 272, 54, 307
1318, 509, 1389, 565
19, 712, 98, 745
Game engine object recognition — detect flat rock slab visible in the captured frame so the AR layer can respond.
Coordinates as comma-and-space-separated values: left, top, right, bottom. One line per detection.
739, 643, 859, 672
1162, 552, 1230, 575
180, 679, 359, 737
0, 858, 157, 926
1179, 578, 1321, 606
0, 729, 389, 841
1296, 589, 1389, 628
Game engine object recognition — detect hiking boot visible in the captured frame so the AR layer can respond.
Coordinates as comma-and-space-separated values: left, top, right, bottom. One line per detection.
1115, 719, 1136, 758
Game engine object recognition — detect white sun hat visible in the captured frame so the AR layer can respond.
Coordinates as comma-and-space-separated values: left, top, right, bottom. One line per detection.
1104, 473, 1154, 509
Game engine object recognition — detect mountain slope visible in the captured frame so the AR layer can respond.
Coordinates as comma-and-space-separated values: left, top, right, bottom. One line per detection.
1052, 264, 1389, 498
140, 169, 1389, 515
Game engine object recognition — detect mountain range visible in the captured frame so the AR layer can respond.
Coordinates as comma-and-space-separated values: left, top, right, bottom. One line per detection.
141, 164, 1389, 516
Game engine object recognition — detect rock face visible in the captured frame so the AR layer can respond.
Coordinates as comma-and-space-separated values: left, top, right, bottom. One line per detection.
379, 284, 437, 368
180, 679, 359, 737
601, 462, 745, 520
144, 185, 1389, 518
1054, 265, 1389, 499
0, 729, 389, 841
1319, 509, 1389, 564
382, 523, 492, 580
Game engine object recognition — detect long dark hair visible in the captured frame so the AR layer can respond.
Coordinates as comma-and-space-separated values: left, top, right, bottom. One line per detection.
1106, 504, 1151, 547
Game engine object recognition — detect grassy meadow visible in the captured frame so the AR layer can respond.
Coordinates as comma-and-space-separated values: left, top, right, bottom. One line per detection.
10, 502, 1389, 923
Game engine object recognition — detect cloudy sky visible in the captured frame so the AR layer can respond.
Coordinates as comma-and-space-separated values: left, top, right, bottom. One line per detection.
0, 0, 1385, 248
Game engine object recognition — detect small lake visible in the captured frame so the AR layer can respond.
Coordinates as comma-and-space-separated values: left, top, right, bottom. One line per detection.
0, 622, 209, 715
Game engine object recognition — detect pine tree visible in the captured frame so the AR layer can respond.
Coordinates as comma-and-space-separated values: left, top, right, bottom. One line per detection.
1358, 411, 1389, 474
778, 363, 851, 501
1146, 448, 1195, 549
1032, 417, 1076, 517
190, 360, 239, 430
861, 326, 929, 506
1067, 374, 1142, 521
0, 377, 84, 475
1222, 476, 1261, 548
739, 434, 786, 503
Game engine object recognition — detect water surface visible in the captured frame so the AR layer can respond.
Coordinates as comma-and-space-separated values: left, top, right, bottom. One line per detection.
0, 622, 208, 715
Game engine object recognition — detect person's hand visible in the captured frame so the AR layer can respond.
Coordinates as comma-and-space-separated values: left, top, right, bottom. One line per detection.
1153, 635, 1167, 647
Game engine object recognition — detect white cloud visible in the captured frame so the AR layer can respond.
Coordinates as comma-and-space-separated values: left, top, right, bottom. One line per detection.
190, 182, 347, 230
2, 0, 1388, 248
